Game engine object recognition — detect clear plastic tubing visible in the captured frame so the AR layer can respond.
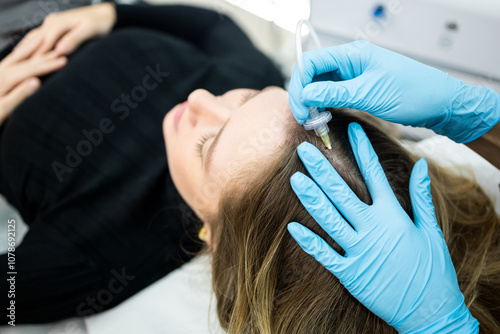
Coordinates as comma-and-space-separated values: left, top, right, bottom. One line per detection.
295, 20, 332, 149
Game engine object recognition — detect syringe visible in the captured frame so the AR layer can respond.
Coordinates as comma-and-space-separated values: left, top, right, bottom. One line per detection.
303, 107, 332, 149
295, 20, 332, 150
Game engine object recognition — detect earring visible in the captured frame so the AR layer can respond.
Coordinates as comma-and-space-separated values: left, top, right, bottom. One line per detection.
198, 226, 207, 241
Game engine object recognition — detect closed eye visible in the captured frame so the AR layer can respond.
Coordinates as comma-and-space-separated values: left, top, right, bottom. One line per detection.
240, 90, 260, 105
195, 132, 216, 159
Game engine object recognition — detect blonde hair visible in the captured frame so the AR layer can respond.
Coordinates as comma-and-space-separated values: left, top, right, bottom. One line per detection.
210, 109, 500, 333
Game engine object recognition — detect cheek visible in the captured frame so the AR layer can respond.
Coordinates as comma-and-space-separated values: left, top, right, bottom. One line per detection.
163, 113, 195, 204
166, 142, 193, 201
164, 133, 218, 219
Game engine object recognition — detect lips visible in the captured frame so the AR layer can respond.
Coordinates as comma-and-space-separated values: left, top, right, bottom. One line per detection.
174, 101, 188, 132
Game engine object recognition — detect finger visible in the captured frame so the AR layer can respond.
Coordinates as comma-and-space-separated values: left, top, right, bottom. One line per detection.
347, 122, 394, 201
0, 78, 40, 122
301, 78, 367, 110
409, 158, 443, 239
35, 17, 75, 55
55, 25, 88, 55
300, 40, 373, 86
288, 63, 309, 125
289, 40, 374, 123
6, 54, 66, 90
287, 222, 346, 277
35, 29, 70, 56
11, 28, 40, 53
2, 35, 42, 66
296, 142, 368, 224
290, 172, 357, 250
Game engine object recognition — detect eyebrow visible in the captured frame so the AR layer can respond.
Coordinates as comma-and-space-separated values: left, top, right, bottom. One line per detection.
204, 89, 266, 170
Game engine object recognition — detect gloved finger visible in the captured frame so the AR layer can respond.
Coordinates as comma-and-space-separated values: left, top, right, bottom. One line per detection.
55, 25, 89, 55
297, 142, 367, 225
287, 222, 346, 277
289, 41, 374, 124
300, 40, 371, 85
347, 123, 394, 201
0, 78, 40, 123
409, 158, 443, 239
300, 78, 367, 110
291, 172, 357, 250
288, 63, 309, 125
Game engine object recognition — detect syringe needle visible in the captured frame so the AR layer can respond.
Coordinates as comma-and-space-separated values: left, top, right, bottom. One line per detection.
320, 134, 332, 149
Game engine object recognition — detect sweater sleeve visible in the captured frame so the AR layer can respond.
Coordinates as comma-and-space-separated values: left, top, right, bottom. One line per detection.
114, 4, 258, 58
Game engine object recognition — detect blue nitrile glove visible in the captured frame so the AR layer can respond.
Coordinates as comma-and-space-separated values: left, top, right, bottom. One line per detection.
287, 122, 479, 334
288, 40, 500, 143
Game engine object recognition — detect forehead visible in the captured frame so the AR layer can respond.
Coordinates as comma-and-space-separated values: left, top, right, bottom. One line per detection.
209, 88, 292, 182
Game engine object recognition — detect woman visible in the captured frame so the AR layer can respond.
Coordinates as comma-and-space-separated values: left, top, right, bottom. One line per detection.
1, 2, 497, 331
188, 105, 500, 333
158, 44, 500, 329
0, 3, 282, 323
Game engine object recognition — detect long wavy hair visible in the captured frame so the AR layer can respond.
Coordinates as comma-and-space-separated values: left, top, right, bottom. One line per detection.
209, 109, 500, 333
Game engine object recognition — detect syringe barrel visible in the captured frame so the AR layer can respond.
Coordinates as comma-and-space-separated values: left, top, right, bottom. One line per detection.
314, 125, 329, 137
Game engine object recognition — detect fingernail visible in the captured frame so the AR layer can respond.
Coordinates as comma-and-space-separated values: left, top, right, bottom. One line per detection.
287, 223, 314, 249
349, 122, 370, 154
28, 79, 39, 88
297, 141, 310, 152
290, 172, 306, 188
349, 122, 361, 133
56, 44, 66, 54
418, 157, 429, 180
348, 122, 362, 142
297, 142, 315, 159
421, 157, 428, 170
287, 222, 304, 238
298, 142, 327, 170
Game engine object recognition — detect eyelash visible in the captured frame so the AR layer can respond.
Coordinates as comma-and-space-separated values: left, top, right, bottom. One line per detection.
195, 132, 216, 158
240, 90, 258, 104
195, 90, 257, 158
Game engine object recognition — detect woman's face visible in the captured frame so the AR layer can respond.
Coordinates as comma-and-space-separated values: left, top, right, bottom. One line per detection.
163, 86, 292, 234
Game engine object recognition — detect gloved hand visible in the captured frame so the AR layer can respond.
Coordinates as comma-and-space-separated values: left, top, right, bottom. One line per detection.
288, 41, 500, 143
287, 122, 479, 333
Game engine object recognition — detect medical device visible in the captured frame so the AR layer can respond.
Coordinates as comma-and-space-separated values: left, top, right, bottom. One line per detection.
295, 20, 332, 150
309, 0, 500, 94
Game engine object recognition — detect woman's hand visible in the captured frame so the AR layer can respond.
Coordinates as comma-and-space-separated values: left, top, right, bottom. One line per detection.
0, 36, 67, 124
16, 3, 117, 57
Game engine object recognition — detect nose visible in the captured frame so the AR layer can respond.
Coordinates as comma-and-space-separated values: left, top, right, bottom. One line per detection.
187, 89, 230, 127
